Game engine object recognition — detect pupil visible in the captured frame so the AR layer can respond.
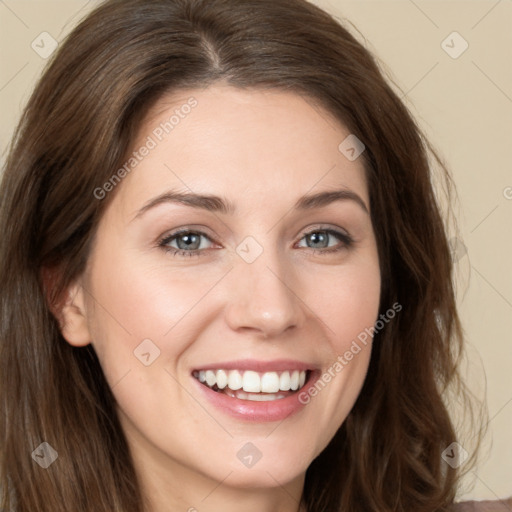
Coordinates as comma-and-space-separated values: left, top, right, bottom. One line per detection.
178, 233, 199, 250
309, 232, 327, 248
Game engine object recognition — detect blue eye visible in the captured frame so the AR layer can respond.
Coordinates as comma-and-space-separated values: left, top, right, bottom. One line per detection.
158, 227, 353, 258
159, 230, 214, 257
296, 229, 353, 255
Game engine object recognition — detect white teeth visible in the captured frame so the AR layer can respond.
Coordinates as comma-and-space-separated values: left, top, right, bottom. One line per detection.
216, 369, 228, 389
232, 390, 286, 401
261, 371, 280, 393
227, 370, 243, 390
205, 370, 216, 387
195, 369, 308, 393
299, 370, 306, 388
279, 371, 291, 391
290, 370, 300, 391
242, 370, 261, 392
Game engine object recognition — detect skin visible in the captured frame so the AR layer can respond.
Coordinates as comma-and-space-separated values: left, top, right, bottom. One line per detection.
59, 84, 381, 512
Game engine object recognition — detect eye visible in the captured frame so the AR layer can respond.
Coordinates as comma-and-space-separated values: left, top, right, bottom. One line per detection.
159, 229, 216, 258
296, 228, 353, 255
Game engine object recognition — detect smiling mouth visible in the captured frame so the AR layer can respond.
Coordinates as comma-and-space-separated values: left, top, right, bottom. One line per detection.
192, 369, 311, 402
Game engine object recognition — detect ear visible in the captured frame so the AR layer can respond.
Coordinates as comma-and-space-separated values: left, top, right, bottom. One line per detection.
42, 267, 92, 347
58, 281, 92, 347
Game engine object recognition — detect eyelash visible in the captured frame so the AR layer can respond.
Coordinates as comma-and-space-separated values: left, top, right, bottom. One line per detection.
158, 227, 354, 258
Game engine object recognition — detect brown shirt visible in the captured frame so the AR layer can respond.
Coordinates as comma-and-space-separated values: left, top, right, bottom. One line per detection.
452, 498, 512, 511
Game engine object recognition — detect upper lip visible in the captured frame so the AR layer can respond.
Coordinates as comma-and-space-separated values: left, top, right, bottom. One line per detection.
192, 359, 317, 373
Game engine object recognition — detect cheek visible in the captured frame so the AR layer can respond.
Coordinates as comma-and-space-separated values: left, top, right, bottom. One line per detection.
297, 258, 380, 437
84, 249, 229, 381
313, 258, 381, 350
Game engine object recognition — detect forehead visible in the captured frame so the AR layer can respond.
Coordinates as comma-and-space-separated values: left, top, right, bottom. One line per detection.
114, 85, 369, 218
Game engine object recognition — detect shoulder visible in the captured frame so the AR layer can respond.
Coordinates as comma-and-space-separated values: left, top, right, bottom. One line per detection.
451, 497, 512, 511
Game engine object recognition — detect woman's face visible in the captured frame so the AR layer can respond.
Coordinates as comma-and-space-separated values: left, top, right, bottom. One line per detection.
62, 85, 380, 503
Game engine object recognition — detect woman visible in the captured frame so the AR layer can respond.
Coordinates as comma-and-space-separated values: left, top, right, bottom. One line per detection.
0, 0, 503, 510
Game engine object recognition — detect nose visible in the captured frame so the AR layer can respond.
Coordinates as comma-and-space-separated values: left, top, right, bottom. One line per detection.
224, 250, 305, 339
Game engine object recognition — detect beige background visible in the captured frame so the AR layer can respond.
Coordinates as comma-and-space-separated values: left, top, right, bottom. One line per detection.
1, 0, 511, 503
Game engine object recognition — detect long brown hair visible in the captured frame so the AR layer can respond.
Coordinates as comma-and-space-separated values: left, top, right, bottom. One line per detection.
0, 0, 485, 510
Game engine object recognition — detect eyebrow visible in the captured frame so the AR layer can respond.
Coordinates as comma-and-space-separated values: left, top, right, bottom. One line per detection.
132, 188, 369, 221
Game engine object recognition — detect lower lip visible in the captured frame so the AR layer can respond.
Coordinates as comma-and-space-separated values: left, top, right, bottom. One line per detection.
192, 372, 319, 422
